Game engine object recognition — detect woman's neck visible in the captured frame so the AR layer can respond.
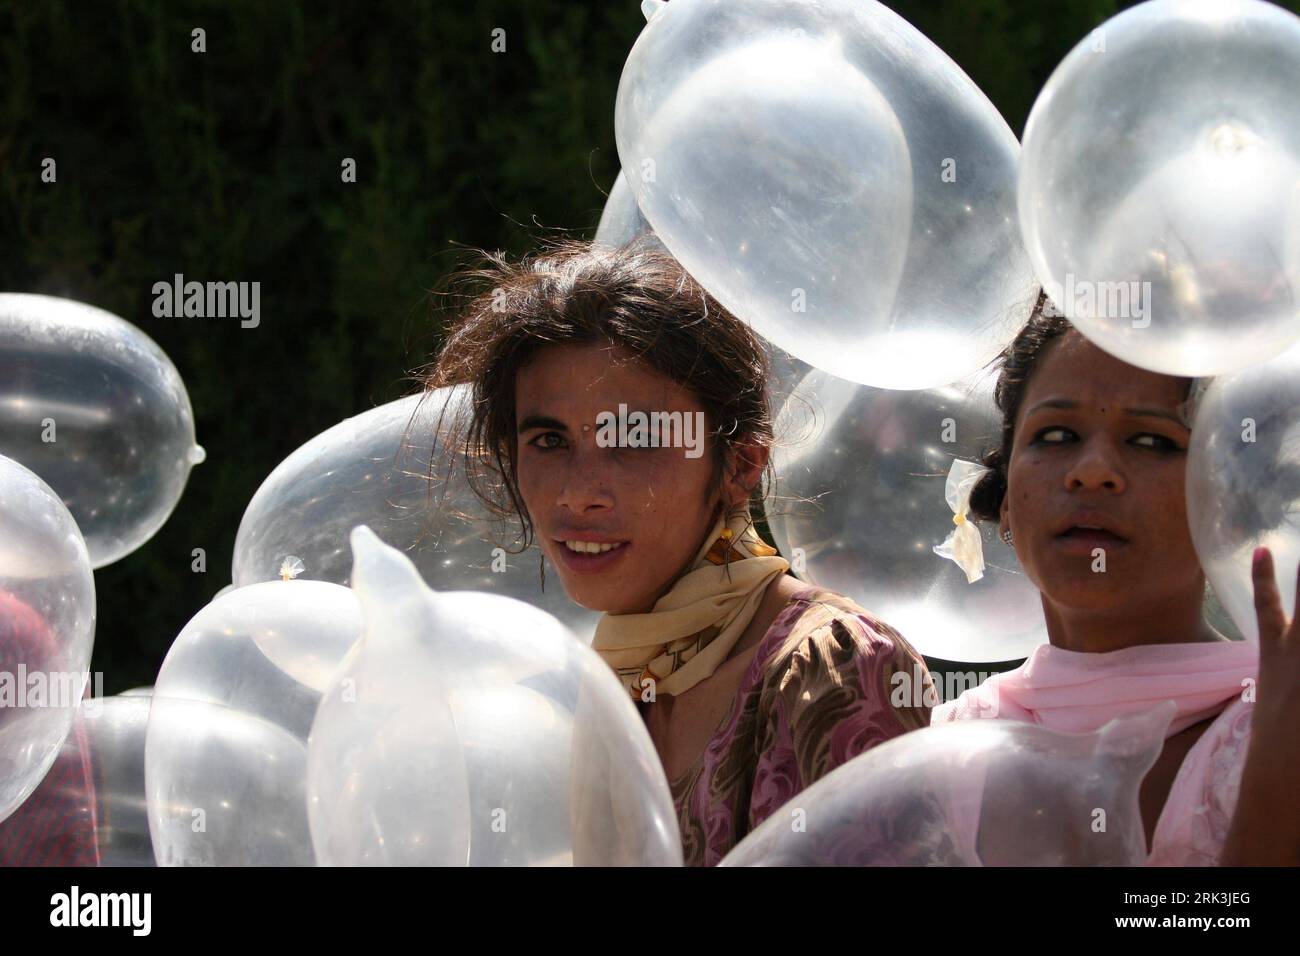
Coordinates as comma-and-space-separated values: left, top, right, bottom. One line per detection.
1041, 587, 1226, 654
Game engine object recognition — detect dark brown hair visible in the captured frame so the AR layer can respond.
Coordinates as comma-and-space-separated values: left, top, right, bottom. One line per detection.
417, 238, 777, 554
968, 290, 1195, 523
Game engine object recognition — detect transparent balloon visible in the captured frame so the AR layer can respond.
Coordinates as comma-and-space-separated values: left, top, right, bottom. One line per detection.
615, 0, 1034, 390
767, 368, 1047, 662
233, 386, 599, 641
145, 580, 362, 865
594, 177, 809, 411
763, 343, 812, 430
594, 170, 667, 254
1019, 0, 1300, 377
0, 294, 205, 567
721, 702, 1174, 866
1187, 344, 1300, 641
0, 453, 96, 824
0, 695, 154, 866
307, 527, 682, 866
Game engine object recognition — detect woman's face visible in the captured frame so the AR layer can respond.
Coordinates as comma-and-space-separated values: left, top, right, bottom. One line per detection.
1000, 330, 1201, 613
515, 342, 750, 614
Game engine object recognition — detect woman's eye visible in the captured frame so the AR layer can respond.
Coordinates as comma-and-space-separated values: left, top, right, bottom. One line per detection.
1032, 427, 1074, 444
528, 432, 566, 451
1131, 433, 1182, 451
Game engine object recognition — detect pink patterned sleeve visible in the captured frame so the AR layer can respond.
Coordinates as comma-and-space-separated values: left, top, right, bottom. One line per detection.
746, 606, 933, 833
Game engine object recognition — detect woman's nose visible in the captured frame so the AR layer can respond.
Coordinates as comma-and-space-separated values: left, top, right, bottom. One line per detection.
556, 444, 615, 513
1064, 438, 1126, 494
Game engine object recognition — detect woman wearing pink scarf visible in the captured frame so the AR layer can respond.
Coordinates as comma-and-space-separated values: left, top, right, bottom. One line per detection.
932, 293, 1299, 866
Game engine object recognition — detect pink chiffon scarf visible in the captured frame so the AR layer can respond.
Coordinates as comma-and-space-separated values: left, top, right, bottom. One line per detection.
932, 640, 1259, 866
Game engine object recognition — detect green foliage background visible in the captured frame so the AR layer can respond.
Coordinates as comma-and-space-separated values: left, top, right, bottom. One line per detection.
3, 0, 1290, 690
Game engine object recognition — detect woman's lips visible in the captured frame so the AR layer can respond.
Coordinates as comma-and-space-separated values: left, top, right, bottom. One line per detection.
1053, 527, 1129, 554
553, 540, 631, 576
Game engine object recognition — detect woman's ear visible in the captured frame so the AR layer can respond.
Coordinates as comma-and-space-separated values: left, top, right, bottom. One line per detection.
723, 438, 769, 508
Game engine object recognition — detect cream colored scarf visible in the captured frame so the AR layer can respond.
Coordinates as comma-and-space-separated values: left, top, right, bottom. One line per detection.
591, 507, 791, 699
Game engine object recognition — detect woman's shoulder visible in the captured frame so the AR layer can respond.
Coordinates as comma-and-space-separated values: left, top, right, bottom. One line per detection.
736, 584, 932, 824
756, 584, 924, 670
749, 583, 932, 726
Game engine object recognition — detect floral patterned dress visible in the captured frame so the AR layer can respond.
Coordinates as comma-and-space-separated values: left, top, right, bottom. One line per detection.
643, 584, 933, 867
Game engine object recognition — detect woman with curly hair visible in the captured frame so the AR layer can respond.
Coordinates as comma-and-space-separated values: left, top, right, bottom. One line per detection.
422, 239, 935, 865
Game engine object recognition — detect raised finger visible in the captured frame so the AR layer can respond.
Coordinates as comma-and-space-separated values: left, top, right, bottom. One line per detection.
1252, 546, 1287, 646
